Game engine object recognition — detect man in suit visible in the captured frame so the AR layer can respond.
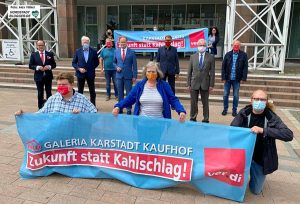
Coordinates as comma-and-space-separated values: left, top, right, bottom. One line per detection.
187, 39, 215, 123
72, 36, 99, 106
29, 40, 56, 109
156, 35, 180, 94
113, 36, 137, 115
221, 40, 248, 117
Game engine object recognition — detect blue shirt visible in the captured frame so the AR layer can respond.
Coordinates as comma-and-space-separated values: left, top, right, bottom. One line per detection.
231, 52, 238, 80
83, 48, 89, 63
38, 91, 97, 113
99, 48, 115, 70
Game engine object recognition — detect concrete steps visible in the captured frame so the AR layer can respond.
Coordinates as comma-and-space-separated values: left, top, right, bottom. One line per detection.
1, 64, 300, 108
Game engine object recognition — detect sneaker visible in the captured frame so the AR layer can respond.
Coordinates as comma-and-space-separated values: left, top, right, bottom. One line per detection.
105, 96, 110, 101
190, 118, 197, 122
202, 120, 209, 123
232, 111, 237, 117
127, 110, 132, 115
221, 110, 227, 116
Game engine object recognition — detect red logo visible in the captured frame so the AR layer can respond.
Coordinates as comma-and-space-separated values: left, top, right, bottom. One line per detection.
26, 140, 42, 152
204, 148, 245, 186
189, 31, 205, 48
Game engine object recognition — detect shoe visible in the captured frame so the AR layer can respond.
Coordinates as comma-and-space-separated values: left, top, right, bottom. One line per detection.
232, 111, 237, 117
221, 110, 227, 116
202, 120, 209, 123
190, 118, 197, 122
127, 110, 132, 115
105, 96, 110, 101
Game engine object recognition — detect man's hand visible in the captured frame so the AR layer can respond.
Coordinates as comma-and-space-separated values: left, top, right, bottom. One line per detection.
175, 74, 179, 80
251, 126, 264, 134
132, 78, 136, 83
79, 68, 86, 73
116, 67, 122, 72
112, 107, 120, 116
187, 86, 191, 92
72, 109, 80, 114
15, 109, 24, 116
222, 80, 226, 83
179, 112, 186, 122
44, 65, 51, 71
209, 87, 214, 94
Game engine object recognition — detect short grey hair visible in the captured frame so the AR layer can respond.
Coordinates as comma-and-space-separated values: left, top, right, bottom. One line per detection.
81, 36, 90, 43
197, 39, 207, 45
142, 61, 164, 79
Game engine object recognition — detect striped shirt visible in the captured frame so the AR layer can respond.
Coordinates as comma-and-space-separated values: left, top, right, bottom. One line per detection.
38, 91, 97, 113
139, 85, 163, 118
231, 52, 239, 80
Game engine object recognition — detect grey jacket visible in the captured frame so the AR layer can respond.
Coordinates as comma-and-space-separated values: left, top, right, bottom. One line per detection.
187, 52, 215, 90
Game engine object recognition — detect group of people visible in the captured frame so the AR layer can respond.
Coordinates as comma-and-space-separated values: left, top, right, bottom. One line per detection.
19, 28, 293, 196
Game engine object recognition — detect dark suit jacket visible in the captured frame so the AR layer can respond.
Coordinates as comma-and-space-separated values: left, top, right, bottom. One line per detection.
221, 50, 248, 81
29, 51, 56, 81
156, 46, 179, 75
187, 52, 215, 91
72, 47, 99, 79
113, 47, 137, 80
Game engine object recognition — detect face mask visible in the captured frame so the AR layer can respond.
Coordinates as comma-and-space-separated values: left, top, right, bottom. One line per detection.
252, 101, 266, 112
106, 42, 112, 48
146, 72, 157, 81
107, 32, 112, 35
83, 43, 89, 50
233, 45, 240, 52
57, 85, 70, 96
165, 41, 171, 47
198, 46, 206, 53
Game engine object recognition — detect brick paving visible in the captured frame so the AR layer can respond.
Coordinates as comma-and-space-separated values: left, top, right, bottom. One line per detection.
0, 88, 299, 204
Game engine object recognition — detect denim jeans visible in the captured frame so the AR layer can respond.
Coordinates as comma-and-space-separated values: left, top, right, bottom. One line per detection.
249, 161, 266, 195
223, 80, 240, 112
104, 70, 118, 97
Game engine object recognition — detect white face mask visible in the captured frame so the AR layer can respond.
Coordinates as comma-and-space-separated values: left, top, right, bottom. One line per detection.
198, 46, 206, 53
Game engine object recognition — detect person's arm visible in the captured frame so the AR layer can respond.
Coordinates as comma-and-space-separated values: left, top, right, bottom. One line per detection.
94, 51, 99, 68
49, 52, 56, 70
156, 48, 160, 63
164, 82, 186, 114
264, 115, 293, 142
187, 56, 193, 87
212, 35, 220, 47
72, 50, 79, 70
29, 53, 38, 71
99, 57, 104, 71
242, 52, 248, 81
209, 55, 215, 88
230, 112, 244, 127
221, 54, 227, 81
114, 82, 139, 110
174, 48, 180, 75
113, 49, 118, 69
132, 51, 138, 79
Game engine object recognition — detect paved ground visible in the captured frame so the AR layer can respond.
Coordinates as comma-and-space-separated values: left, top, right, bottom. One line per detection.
0, 88, 300, 204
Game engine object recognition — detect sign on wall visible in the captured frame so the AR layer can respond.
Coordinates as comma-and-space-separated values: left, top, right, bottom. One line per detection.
2, 40, 20, 61
8, 5, 40, 19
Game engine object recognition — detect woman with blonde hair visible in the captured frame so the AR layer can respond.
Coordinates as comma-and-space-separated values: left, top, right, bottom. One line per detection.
112, 61, 186, 122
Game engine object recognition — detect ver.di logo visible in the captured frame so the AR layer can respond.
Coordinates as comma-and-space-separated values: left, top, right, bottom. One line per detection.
26, 139, 42, 152
31, 10, 39, 18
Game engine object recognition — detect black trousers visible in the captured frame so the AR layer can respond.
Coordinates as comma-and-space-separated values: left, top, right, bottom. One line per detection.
35, 78, 52, 109
162, 72, 176, 94
77, 77, 96, 106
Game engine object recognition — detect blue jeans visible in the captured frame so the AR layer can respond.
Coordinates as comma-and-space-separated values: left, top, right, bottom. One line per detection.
223, 80, 240, 112
249, 161, 266, 195
116, 78, 133, 112
104, 70, 118, 97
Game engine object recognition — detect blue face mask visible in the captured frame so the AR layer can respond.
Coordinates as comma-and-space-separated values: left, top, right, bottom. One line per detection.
83, 43, 89, 50
252, 101, 266, 112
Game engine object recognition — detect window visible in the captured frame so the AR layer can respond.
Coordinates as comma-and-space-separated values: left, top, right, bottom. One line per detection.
186, 4, 200, 27
145, 5, 158, 26
159, 5, 172, 30
132, 5, 144, 25
173, 5, 186, 28
119, 5, 131, 29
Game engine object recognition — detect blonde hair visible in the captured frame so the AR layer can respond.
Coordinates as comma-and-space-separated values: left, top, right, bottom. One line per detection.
251, 89, 275, 112
142, 61, 164, 79
56, 72, 75, 84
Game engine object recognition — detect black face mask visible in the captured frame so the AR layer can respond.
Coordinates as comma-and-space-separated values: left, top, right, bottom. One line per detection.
107, 32, 112, 35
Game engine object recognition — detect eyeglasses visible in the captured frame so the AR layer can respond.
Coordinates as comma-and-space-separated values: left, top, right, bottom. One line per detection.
252, 97, 267, 102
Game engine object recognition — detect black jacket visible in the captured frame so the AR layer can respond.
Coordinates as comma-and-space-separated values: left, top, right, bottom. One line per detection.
29, 51, 56, 81
231, 105, 293, 175
221, 50, 248, 81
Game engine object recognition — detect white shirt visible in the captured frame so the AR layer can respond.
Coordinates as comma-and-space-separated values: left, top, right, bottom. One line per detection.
139, 85, 163, 118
